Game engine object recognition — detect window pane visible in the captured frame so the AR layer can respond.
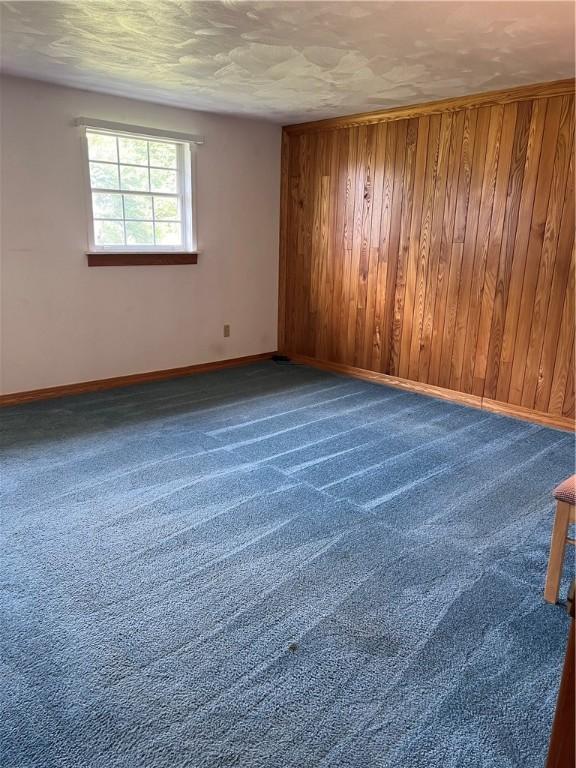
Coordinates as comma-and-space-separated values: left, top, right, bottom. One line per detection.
155, 221, 181, 245
124, 194, 153, 220
94, 220, 125, 245
90, 162, 119, 190
125, 221, 154, 245
120, 165, 149, 192
149, 141, 177, 168
118, 137, 148, 166
87, 129, 190, 252
150, 168, 177, 194
92, 192, 123, 219
154, 196, 179, 220
87, 132, 117, 162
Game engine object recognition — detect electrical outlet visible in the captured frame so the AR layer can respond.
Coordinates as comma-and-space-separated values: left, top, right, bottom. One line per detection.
223, 324, 230, 338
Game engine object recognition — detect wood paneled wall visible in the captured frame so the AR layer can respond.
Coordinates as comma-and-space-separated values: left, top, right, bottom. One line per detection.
279, 81, 575, 427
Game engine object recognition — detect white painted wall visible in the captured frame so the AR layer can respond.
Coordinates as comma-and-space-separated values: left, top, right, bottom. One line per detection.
0, 76, 280, 394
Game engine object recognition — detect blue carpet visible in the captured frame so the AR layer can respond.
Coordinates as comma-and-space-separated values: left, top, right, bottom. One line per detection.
1, 361, 574, 768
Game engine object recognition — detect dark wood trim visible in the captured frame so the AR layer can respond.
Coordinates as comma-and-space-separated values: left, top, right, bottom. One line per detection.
546, 592, 575, 768
481, 399, 576, 432
0, 353, 275, 406
284, 353, 575, 432
284, 79, 576, 134
87, 252, 198, 266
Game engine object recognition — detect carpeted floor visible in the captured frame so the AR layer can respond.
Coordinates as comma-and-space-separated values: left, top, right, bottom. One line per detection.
1, 361, 574, 768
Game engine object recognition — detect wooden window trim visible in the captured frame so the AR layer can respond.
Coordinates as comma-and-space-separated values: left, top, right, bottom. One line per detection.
87, 252, 198, 266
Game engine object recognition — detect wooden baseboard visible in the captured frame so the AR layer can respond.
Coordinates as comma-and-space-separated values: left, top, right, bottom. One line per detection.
285, 353, 575, 432
0, 352, 275, 407
4, 350, 574, 431
480, 398, 575, 432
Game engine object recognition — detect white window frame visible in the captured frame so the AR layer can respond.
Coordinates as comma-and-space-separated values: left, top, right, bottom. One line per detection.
77, 119, 203, 254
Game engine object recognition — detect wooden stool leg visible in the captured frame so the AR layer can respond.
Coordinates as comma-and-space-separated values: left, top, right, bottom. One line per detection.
545, 501, 571, 604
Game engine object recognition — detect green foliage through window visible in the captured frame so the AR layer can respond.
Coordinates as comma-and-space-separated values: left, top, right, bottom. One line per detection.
86, 129, 188, 249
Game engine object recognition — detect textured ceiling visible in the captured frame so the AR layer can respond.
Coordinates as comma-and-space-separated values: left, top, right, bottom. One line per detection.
1, 1, 574, 124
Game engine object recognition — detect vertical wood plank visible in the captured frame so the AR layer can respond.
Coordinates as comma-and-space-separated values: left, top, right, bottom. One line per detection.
460, 104, 504, 393
428, 109, 465, 386
354, 125, 378, 367
496, 98, 548, 402
438, 108, 478, 388
522, 99, 575, 407
508, 96, 563, 403
472, 102, 517, 395
279, 88, 574, 423
398, 116, 429, 378
418, 112, 453, 382
535, 147, 575, 412
549, 249, 575, 414
362, 122, 387, 369
323, 131, 347, 360
277, 130, 290, 352
337, 127, 359, 362
408, 113, 442, 382
295, 133, 315, 352
450, 106, 491, 392
345, 126, 368, 362
381, 120, 406, 373
483, 100, 533, 400
390, 119, 418, 375
562, 346, 575, 418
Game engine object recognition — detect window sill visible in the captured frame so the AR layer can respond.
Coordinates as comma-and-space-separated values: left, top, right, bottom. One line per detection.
87, 252, 198, 267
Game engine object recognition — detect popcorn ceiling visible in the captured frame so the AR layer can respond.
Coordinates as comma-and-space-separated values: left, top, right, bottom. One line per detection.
1, 0, 573, 123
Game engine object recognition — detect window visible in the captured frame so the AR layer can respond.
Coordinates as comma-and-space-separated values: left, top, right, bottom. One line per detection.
82, 125, 197, 253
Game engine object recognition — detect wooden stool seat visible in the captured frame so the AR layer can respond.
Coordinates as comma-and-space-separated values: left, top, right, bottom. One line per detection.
545, 475, 576, 604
